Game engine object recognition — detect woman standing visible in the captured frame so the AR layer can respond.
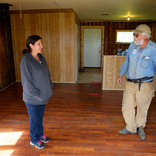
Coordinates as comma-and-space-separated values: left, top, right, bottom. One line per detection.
20, 35, 53, 149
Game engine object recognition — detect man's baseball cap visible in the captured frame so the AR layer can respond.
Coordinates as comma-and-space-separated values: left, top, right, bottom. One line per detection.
132, 24, 151, 35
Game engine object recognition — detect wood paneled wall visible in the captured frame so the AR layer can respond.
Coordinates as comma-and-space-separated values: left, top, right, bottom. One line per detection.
10, 10, 76, 82
150, 21, 156, 42
0, 13, 15, 90
1, 12, 155, 89
102, 56, 156, 90
81, 22, 152, 55
102, 56, 127, 90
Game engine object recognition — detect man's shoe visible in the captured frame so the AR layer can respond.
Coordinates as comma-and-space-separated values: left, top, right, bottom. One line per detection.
30, 141, 45, 149
137, 126, 146, 139
119, 127, 136, 134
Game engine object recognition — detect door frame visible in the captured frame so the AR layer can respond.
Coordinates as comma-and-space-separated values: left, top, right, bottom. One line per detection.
80, 26, 104, 69
75, 23, 79, 81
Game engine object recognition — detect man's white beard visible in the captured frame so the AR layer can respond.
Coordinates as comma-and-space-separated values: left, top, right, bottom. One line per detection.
134, 38, 144, 46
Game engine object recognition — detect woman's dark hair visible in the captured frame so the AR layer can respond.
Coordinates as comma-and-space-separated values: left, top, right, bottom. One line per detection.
22, 35, 42, 54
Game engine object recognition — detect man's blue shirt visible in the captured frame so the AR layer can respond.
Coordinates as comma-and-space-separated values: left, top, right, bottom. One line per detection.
119, 40, 156, 81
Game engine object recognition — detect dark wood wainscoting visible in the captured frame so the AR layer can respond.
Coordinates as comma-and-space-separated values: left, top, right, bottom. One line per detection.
81, 22, 152, 55
0, 12, 15, 90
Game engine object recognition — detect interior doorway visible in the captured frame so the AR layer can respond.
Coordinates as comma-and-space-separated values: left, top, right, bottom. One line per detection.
77, 67, 101, 83
75, 23, 79, 82
77, 26, 104, 83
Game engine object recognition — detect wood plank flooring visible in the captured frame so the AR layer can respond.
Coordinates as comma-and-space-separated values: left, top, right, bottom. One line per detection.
0, 82, 156, 156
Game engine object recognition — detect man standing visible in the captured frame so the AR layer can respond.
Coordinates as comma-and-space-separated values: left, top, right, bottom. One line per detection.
117, 24, 156, 139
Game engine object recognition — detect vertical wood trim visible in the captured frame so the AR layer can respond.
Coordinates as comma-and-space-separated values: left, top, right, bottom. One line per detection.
80, 27, 84, 69
74, 13, 81, 77
0, 25, 4, 88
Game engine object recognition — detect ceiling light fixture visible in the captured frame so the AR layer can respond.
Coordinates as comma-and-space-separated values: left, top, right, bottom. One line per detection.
127, 16, 130, 20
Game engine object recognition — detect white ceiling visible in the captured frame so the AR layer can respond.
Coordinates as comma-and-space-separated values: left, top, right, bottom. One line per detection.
1, 0, 156, 21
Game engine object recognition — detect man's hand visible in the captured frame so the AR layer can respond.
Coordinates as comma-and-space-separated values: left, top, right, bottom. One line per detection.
117, 76, 122, 84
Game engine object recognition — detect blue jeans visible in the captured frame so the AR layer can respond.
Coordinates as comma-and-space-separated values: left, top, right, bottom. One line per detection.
25, 102, 45, 144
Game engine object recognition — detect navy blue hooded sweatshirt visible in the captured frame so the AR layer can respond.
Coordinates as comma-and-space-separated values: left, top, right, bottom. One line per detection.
20, 53, 53, 105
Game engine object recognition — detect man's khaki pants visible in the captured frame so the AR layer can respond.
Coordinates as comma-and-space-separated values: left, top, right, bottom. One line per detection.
122, 81, 155, 133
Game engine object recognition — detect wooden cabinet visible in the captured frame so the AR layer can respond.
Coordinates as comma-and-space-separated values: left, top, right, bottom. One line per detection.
102, 55, 156, 90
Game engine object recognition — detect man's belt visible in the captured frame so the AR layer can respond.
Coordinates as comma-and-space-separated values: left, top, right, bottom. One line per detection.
126, 77, 153, 91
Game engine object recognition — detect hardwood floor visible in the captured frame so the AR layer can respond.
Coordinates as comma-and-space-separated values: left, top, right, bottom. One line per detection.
0, 82, 156, 156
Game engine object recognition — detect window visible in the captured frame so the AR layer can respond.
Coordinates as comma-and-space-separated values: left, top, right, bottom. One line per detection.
116, 30, 134, 44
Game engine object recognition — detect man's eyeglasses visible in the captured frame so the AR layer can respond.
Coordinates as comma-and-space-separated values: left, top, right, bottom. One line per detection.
133, 33, 141, 37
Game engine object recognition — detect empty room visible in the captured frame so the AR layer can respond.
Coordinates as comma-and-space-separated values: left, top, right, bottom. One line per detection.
1, 0, 156, 155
